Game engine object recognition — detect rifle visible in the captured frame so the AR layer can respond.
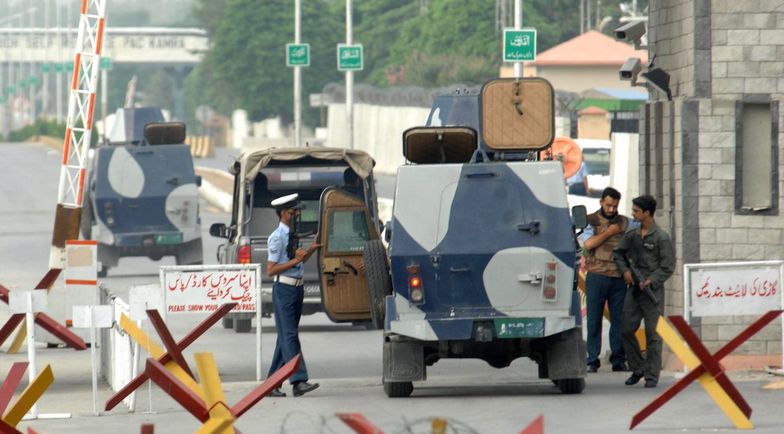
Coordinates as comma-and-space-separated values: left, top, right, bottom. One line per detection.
630, 266, 658, 304
286, 205, 315, 259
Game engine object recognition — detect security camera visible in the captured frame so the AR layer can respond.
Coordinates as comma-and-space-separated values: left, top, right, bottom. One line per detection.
615, 20, 647, 49
619, 57, 642, 83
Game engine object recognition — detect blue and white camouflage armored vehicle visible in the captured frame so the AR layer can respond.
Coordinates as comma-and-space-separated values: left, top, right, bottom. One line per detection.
82, 108, 203, 276
358, 78, 589, 397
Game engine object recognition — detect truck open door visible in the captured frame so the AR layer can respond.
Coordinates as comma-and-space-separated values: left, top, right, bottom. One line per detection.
317, 187, 379, 323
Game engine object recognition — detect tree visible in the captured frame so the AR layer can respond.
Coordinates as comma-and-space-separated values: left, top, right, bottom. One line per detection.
187, 0, 342, 124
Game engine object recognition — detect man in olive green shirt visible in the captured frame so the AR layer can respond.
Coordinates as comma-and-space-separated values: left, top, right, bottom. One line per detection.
613, 195, 675, 388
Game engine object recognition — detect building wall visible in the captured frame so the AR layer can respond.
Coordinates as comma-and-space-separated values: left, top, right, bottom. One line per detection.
643, 0, 783, 359
532, 65, 627, 93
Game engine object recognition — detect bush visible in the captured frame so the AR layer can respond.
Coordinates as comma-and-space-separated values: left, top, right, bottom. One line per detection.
7, 119, 67, 142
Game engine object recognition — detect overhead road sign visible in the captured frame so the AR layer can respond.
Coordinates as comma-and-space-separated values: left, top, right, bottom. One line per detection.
286, 43, 310, 67
503, 28, 537, 62
337, 43, 363, 71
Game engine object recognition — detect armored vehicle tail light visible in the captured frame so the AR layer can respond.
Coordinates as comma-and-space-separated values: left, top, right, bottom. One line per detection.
408, 271, 425, 304
238, 237, 251, 264
103, 201, 116, 226
542, 261, 558, 302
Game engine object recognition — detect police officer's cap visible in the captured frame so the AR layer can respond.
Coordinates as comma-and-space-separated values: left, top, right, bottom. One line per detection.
271, 193, 301, 210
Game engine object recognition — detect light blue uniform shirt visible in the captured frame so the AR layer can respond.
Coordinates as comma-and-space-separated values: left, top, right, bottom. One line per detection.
267, 222, 304, 279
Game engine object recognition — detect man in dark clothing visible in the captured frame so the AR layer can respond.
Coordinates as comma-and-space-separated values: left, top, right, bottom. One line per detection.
613, 195, 675, 388
582, 187, 633, 373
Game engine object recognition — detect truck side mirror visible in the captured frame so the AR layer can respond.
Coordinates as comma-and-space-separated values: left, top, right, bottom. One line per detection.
571, 205, 588, 230
209, 223, 229, 239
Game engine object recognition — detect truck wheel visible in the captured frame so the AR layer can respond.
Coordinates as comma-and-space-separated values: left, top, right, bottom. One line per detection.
363, 240, 392, 330
555, 378, 585, 394
97, 265, 108, 278
222, 317, 234, 329
234, 318, 252, 333
383, 380, 413, 398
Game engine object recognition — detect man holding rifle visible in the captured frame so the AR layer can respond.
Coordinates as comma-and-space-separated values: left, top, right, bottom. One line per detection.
613, 195, 675, 388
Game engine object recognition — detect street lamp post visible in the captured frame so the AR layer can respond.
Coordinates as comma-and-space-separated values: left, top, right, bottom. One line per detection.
293, 0, 302, 147
513, 0, 523, 78
345, 0, 353, 150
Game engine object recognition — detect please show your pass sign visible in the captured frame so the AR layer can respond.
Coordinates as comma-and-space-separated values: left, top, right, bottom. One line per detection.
160, 264, 261, 314
685, 261, 783, 318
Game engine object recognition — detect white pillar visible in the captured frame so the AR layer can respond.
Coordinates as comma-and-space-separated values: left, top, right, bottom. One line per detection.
345, 0, 354, 150
513, 0, 522, 78
293, 0, 302, 147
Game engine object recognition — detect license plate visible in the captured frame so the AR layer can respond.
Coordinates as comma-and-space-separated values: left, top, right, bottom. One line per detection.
494, 318, 545, 338
155, 233, 182, 245
304, 284, 320, 297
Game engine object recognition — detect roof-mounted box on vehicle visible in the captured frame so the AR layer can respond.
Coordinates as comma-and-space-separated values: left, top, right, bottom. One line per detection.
480, 78, 555, 151
402, 126, 478, 164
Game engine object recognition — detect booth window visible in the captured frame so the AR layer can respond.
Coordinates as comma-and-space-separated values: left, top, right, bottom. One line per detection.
735, 99, 779, 215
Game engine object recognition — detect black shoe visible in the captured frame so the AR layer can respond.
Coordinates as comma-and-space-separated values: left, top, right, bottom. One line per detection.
587, 364, 599, 373
644, 379, 658, 388
625, 371, 644, 386
612, 363, 629, 372
292, 381, 319, 397
269, 387, 286, 397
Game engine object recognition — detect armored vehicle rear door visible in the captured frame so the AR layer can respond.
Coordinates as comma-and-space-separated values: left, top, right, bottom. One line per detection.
317, 187, 379, 322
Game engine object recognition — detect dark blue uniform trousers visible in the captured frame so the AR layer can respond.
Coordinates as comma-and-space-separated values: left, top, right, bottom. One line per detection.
267, 282, 309, 384
585, 272, 627, 368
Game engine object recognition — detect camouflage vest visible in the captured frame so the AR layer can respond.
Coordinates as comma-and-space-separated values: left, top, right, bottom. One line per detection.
585, 211, 629, 277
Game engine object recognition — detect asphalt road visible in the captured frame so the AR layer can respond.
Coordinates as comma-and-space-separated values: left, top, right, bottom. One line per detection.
2, 142, 784, 433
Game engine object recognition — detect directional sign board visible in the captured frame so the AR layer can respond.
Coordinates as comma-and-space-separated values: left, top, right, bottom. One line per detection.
337, 43, 363, 71
286, 43, 310, 67
503, 28, 537, 62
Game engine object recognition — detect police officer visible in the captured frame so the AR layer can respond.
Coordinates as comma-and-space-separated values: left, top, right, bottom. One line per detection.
267, 193, 322, 397
613, 195, 675, 388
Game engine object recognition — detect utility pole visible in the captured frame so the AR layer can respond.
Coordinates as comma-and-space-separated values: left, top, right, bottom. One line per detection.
28, 7, 36, 124
513, 0, 522, 78
345, 0, 353, 150
293, 0, 302, 147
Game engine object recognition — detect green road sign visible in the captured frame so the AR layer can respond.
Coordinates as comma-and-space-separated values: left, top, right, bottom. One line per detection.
503, 28, 537, 62
100, 57, 113, 70
19, 80, 29, 89
55, 63, 64, 72
5, 85, 15, 95
0, 96, 5, 104
286, 43, 310, 67
41, 63, 53, 73
337, 43, 363, 71
29, 75, 41, 86
65, 61, 74, 72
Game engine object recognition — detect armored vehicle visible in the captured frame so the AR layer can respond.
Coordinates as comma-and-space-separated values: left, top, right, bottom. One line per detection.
82, 109, 203, 276
328, 78, 588, 397
209, 147, 383, 333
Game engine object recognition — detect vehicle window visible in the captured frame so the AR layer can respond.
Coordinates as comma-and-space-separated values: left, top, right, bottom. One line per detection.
582, 148, 610, 176
299, 200, 319, 224
326, 210, 370, 253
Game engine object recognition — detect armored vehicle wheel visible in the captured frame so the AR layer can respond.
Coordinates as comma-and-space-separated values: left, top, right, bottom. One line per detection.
555, 378, 585, 394
97, 265, 108, 278
383, 380, 413, 398
363, 240, 392, 329
222, 317, 234, 329
234, 318, 252, 333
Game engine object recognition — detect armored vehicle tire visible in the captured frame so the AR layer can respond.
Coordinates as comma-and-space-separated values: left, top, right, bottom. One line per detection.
383, 380, 413, 398
80, 199, 93, 240
363, 240, 392, 329
97, 265, 108, 278
555, 378, 585, 394
222, 317, 234, 329
234, 318, 252, 333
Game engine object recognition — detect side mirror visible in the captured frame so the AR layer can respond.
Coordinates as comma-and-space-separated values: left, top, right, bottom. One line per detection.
571, 205, 588, 230
209, 223, 229, 239
195, 175, 202, 187
383, 221, 392, 244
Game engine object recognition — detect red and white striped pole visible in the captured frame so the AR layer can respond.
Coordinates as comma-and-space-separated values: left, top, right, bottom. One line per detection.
50, 0, 107, 270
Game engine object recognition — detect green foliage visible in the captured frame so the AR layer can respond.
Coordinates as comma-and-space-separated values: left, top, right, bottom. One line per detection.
7, 118, 66, 142
188, 0, 648, 122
